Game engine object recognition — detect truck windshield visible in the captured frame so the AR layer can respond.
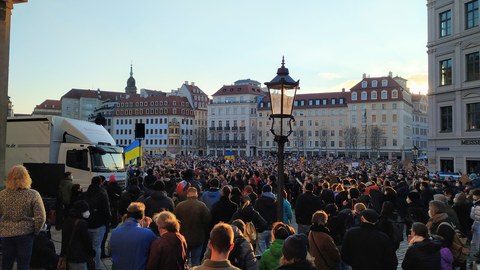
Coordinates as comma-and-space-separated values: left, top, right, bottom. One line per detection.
91, 148, 125, 172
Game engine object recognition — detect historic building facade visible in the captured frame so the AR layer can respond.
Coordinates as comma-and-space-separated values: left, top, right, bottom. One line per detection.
427, 0, 480, 173
207, 79, 265, 157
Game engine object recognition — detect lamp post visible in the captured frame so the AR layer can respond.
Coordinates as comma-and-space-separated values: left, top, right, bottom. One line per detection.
412, 145, 419, 174
265, 57, 299, 222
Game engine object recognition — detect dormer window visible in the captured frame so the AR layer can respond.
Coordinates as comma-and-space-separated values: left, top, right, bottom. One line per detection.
361, 91, 367, 100
382, 79, 388, 86
294, 100, 299, 106
339, 98, 344, 104
372, 80, 378, 87
322, 99, 327, 105
392, 89, 398, 98
381, 90, 388, 99
361, 81, 367, 88
331, 99, 336, 105
371, 91, 377, 100
352, 92, 357, 100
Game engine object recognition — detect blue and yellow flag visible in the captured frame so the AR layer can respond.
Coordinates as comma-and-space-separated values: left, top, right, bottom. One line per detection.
124, 140, 142, 165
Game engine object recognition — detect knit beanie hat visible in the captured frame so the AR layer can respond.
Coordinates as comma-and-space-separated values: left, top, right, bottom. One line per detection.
262, 184, 272, 193
73, 200, 89, 213
152, 180, 165, 191
361, 209, 379, 223
407, 191, 420, 202
282, 234, 308, 260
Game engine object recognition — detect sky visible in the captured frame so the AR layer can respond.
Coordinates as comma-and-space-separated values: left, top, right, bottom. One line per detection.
8, 0, 428, 114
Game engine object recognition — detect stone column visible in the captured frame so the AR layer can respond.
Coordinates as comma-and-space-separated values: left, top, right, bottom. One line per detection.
0, 0, 13, 186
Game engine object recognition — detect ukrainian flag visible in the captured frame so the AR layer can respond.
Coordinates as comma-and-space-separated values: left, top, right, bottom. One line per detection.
124, 140, 142, 165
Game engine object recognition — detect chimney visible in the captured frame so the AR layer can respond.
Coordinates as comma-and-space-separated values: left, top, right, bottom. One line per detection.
342, 88, 345, 92
362, 73, 366, 79
388, 71, 393, 77
185, 81, 189, 85
191, 82, 195, 86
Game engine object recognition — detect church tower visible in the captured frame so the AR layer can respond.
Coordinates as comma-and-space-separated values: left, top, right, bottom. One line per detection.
125, 64, 137, 95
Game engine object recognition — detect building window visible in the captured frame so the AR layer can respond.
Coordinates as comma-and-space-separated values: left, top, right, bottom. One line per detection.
392, 126, 398, 135
466, 52, 480, 81
440, 59, 452, 85
393, 114, 397, 122
440, 10, 452, 37
392, 90, 398, 98
467, 102, 480, 130
351, 92, 357, 101
372, 80, 377, 87
371, 91, 377, 100
441, 106, 453, 132
382, 79, 388, 87
361, 91, 367, 100
466, 0, 479, 29
381, 90, 388, 99
361, 81, 367, 88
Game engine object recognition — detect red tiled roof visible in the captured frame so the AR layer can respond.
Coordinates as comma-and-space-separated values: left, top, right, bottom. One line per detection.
35, 99, 62, 109
212, 84, 265, 96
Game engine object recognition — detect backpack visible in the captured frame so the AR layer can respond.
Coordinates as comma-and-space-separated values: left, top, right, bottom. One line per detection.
438, 222, 469, 264
389, 216, 404, 244
244, 221, 257, 245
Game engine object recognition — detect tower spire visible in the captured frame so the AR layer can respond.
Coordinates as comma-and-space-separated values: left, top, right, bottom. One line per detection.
130, 64, 133, 77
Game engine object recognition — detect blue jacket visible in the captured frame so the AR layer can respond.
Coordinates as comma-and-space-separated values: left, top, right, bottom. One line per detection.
283, 199, 293, 225
110, 218, 157, 270
201, 188, 221, 209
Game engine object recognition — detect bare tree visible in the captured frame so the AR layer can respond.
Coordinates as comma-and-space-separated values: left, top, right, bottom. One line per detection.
342, 127, 359, 157
369, 125, 384, 157
319, 128, 331, 156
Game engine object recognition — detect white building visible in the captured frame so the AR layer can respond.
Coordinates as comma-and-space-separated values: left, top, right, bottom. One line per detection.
427, 0, 480, 174
207, 80, 265, 156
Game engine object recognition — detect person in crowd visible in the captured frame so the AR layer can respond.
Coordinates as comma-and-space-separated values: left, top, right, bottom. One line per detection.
106, 174, 122, 228
110, 202, 157, 270
341, 209, 398, 270
295, 182, 323, 235
243, 185, 258, 205
147, 211, 188, 270
434, 194, 461, 228
193, 223, 240, 270
277, 233, 317, 270
60, 200, 95, 270
211, 185, 238, 226
174, 187, 211, 267
254, 184, 278, 254
309, 210, 341, 270
351, 202, 366, 227
405, 191, 428, 235
376, 201, 402, 251
57, 171, 73, 229
259, 222, 295, 270
230, 195, 267, 247
402, 222, 451, 270
30, 224, 58, 270
201, 178, 222, 209
144, 168, 157, 188
283, 190, 293, 225
426, 200, 456, 243
119, 177, 143, 216
81, 176, 111, 269
452, 192, 472, 238
230, 187, 243, 206
140, 180, 175, 217
176, 169, 203, 202
0, 165, 46, 270
471, 189, 480, 259
203, 220, 257, 270
421, 181, 434, 207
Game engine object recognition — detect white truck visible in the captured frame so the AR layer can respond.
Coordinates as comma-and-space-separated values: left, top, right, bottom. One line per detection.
6, 116, 126, 189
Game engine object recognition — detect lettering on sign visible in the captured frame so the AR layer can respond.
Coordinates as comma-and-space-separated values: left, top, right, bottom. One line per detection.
461, 139, 480, 145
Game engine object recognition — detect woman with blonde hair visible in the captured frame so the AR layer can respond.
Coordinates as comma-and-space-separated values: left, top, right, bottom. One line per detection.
147, 211, 188, 270
0, 165, 46, 270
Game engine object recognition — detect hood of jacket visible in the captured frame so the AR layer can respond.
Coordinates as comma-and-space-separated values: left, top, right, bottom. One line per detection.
269, 238, 285, 258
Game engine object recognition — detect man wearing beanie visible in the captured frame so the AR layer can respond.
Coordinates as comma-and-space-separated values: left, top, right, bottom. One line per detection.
254, 184, 278, 254
110, 202, 157, 270
139, 180, 174, 219
277, 234, 316, 270
341, 209, 398, 270
405, 191, 429, 235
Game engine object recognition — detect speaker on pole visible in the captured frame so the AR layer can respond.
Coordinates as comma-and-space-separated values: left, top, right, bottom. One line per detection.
135, 123, 145, 139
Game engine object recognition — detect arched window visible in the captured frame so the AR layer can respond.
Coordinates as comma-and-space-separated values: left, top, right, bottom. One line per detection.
351, 92, 357, 100
361, 91, 367, 100
371, 91, 377, 100
392, 89, 398, 98
381, 90, 388, 99
372, 80, 378, 87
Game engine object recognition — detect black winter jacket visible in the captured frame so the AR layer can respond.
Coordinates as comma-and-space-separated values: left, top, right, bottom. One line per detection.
140, 190, 175, 218
402, 238, 442, 270
82, 185, 110, 229
254, 194, 277, 231
61, 215, 95, 263
295, 191, 323, 225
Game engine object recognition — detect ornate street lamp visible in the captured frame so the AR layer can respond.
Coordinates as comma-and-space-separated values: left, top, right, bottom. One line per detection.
412, 145, 419, 173
265, 57, 299, 222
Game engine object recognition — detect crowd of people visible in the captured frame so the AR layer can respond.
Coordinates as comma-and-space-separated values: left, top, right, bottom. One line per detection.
1, 155, 480, 270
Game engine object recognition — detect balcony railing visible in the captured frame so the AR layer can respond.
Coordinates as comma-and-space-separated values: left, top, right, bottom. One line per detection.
216, 127, 223, 130
232, 126, 238, 131
224, 126, 231, 131
239, 127, 246, 131
209, 127, 216, 130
